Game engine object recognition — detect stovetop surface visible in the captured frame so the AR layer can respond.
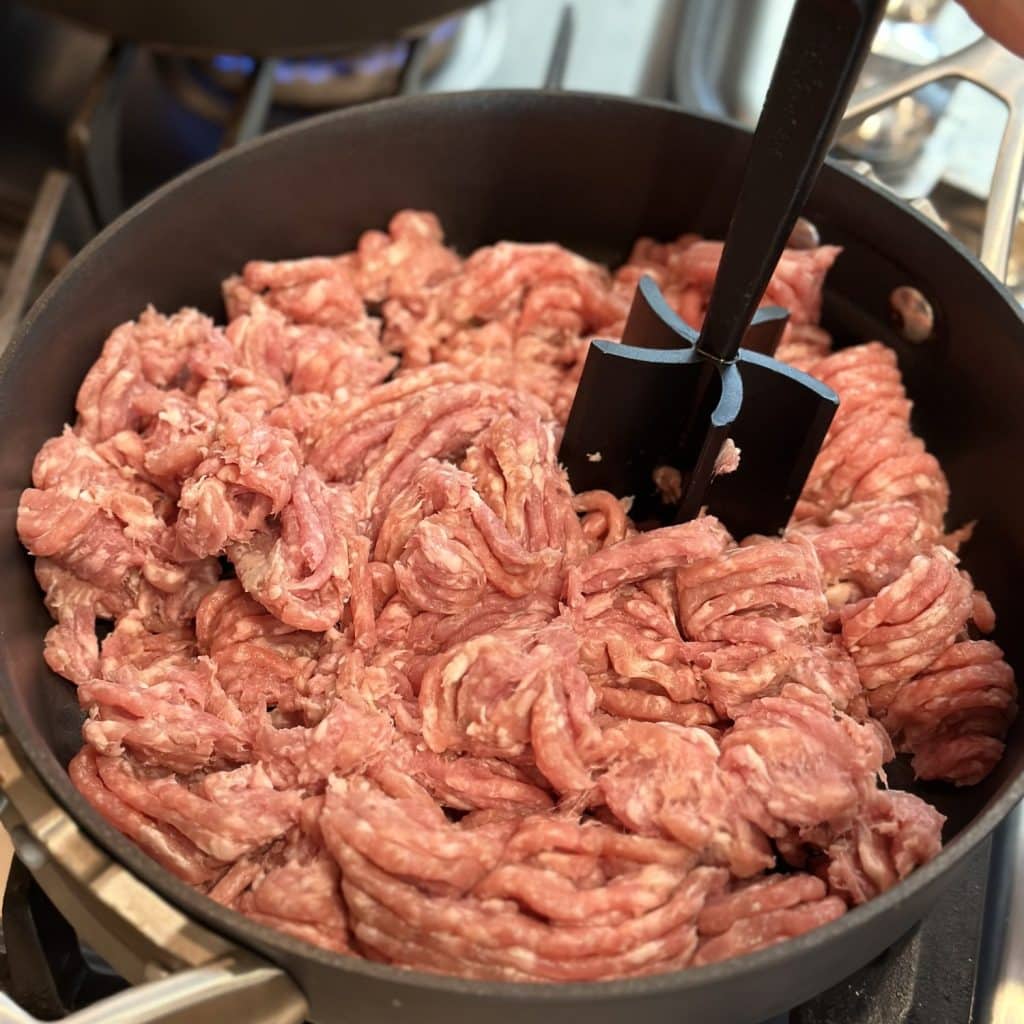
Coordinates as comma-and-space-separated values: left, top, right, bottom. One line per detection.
0, 1, 1014, 1021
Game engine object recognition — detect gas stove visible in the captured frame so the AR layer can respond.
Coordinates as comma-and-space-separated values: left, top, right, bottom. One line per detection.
0, 1, 1020, 1022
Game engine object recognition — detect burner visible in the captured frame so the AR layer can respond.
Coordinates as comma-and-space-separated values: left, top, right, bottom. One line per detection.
154, 8, 498, 124
209, 18, 460, 109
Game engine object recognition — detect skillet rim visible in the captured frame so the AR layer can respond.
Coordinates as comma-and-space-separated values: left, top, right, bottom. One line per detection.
1, 87, 1022, 1003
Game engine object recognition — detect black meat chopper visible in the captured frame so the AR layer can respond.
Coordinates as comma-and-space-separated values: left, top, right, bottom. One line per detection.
559, 0, 888, 538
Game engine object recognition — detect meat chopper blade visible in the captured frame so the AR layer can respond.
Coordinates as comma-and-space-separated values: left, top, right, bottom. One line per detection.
559, 0, 886, 535
560, 277, 838, 534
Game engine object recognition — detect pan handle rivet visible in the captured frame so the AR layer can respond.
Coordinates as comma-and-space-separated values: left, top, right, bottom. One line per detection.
653, 465, 683, 504
787, 217, 820, 249
890, 285, 934, 342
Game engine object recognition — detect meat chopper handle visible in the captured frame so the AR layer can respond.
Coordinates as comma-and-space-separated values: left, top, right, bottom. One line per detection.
695, 0, 888, 364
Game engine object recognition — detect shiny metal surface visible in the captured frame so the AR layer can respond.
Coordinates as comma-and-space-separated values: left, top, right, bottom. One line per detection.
834, 11, 951, 187
674, 0, 789, 122
884, 0, 946, 20
0, 955, 307, 1024
674, 1, 977, 198
841, 37, 1024, 279
0, 173, 89, 349
672, 1, 1001, 204
837, 67, 942, 171
974, 806, 1024, 1024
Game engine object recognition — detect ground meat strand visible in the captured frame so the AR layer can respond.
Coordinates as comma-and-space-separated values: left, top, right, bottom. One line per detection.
694, 873, 847, 965
880, 640, 1016, 785
791, 500, 941, 603
796, 344, 949, 526
819, 790, 945, 904
322, 777, 727, 981
840, 549, 977, 689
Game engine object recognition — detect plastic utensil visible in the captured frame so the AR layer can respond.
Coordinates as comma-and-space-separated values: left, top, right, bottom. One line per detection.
560, 0, 888, 536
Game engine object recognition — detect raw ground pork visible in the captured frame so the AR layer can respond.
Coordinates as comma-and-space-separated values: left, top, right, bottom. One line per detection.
18, 211, 1015, 980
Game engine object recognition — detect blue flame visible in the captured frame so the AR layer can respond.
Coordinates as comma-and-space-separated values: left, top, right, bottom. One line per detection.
211, 17, 461, 86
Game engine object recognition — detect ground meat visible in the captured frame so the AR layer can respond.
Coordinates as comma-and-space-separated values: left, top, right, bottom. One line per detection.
795, 344, 949, 526
229, 466, 363, 631
376, 459, 564, 615
176, 413, 303, 558
597, 720, 774, 878
879, 640, 1016, 785
418, 620, 601, 797
20, 430, 219, 643
614, 236, 839, 333
383, 238, 626, 379
840, 549, 978, 689
817, 790, 945, 904
18, 211, 1012, 982
571, 579, 715, 709
224, 258, 368, 329
195, 580, 324, 722
676, 535, 827, 646
694, 873, 846, 965
790, 501, 941, 603
322, 776, 727, 981
74, 307, 222, 443
719, 691, 891, 836
212, 835, 351, 953
675, 536, 853, 717
79, 642, 251, 773
568, 517, 730, 599
69, 747, 226, 885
